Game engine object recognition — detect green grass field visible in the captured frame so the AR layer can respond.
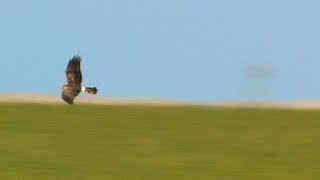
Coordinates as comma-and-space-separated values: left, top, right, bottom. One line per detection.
0, 103, 320, 179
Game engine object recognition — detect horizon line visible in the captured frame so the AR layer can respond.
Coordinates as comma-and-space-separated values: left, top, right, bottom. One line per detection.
1, 93, 320, 109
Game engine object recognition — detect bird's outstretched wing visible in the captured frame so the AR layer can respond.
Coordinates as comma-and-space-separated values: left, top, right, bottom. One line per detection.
65, 55, 82, 85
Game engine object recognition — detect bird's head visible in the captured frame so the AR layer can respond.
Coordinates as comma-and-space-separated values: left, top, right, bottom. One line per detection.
61, 84, 68, 90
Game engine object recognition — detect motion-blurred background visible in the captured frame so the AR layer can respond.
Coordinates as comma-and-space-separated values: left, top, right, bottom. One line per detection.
0, 1, 319, 102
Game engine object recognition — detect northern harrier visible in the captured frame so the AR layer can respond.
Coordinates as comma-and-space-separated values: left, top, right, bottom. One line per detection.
61, 55, 97, 104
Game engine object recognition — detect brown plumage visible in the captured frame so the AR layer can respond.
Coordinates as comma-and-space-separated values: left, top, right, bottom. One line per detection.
61, 55, 97, 104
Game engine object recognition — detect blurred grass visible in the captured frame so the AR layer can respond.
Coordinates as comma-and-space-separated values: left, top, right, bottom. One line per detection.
0, 103, 320, 179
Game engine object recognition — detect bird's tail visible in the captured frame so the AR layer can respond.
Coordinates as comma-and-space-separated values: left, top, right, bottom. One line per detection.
81, 87, 98, 94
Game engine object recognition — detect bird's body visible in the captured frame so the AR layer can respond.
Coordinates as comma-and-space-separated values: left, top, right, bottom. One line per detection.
61, 55, 97, 104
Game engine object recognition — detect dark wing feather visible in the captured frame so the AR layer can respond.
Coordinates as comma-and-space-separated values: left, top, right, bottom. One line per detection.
65, 55, 82, 85
61, 91, 75, 104
61, 86, 81, 104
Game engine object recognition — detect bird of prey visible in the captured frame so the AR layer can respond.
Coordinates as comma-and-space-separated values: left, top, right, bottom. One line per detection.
61, 55, 97, 104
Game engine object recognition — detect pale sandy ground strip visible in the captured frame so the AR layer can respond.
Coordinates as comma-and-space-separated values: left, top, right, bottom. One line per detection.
0, 94, 320, 109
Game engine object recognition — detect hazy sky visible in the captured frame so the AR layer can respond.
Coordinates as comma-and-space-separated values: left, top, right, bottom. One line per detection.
0, 0, 320, 102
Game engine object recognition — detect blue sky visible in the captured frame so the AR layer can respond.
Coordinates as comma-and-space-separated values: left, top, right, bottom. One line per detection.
0, 0, 320, 102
